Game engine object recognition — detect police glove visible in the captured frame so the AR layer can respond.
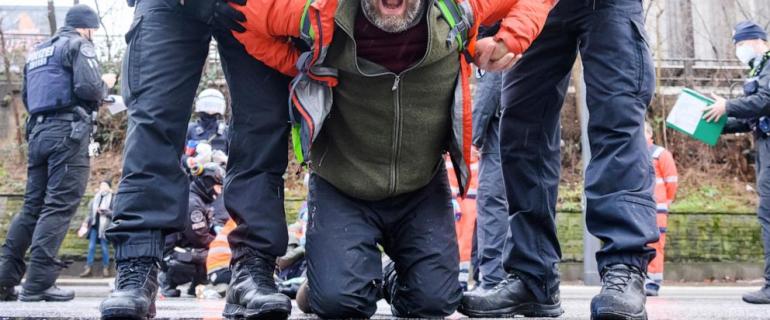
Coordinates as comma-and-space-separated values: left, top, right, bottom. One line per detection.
179, 0, 247, 33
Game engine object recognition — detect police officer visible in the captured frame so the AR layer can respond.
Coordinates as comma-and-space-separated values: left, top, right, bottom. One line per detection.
100, 0, 292, 318
461, 0, 658, 319
0, 4, 106, 302
159, 163, 223, 298
186, 88, 229, 155
702, 21, 770, 305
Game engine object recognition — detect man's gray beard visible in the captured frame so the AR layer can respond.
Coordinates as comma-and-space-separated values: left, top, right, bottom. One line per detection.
361, 0, 425, 33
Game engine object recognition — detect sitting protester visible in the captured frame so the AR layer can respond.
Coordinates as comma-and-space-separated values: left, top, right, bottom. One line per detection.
159, 163, 224, 298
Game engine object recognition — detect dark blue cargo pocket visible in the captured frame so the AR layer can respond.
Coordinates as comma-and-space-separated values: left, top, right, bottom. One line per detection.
629, 18, 655, 102
122, 16, 144, 99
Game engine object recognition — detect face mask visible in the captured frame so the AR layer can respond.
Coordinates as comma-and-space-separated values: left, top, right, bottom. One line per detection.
736, 45, 758, 66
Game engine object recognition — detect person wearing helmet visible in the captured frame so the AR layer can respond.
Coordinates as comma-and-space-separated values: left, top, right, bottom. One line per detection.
0, 4, 108, 303
187, 89, 229, 154
159, 163, 224, 298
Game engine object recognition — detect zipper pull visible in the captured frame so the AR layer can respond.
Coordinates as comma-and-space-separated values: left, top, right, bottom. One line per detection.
392, 75, 400, 91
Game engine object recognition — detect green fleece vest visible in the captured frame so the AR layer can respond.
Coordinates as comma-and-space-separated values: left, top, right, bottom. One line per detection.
308, 0, 461, 201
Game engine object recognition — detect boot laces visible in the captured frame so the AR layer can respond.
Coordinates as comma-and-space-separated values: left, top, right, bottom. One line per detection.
492, 274, 520, 291
244, 258, 278, 290
603, 267, 634, 293
116, 258, 155, 289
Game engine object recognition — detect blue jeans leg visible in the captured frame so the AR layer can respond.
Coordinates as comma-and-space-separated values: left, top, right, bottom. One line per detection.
87, 228, 98, 267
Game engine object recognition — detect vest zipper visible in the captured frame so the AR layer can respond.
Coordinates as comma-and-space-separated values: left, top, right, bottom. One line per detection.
336, 9, 433, 196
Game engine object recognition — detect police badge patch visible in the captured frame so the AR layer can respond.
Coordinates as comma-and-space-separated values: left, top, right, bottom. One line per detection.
80, 45, 97, 58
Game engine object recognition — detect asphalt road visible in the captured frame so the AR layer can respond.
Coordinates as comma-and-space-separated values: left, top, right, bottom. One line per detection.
0, 280, 768, 319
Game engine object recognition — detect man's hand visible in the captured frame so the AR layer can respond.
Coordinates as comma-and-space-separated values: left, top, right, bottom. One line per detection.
702, 92, 728, 123
474, 37, 520, 72
101, 73, 117, 89
180, 0, 247, 33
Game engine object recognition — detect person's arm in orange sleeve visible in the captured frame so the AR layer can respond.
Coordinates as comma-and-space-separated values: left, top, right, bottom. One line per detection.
229, 0, 309, 76
469, 0, 556, 55
659, 149, 678, 204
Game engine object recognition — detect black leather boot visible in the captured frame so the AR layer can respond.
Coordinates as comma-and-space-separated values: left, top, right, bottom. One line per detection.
19, 285, 75, 302
742, 284, 770, 304
458, 274, 563, 318
590, 264, 648, 320
0, 284, 17, 301
99, 257, 160, 320
222, 255, 291, 319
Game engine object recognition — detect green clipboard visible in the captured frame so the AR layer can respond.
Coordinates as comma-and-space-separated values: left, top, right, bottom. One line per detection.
665, 88, 727, 146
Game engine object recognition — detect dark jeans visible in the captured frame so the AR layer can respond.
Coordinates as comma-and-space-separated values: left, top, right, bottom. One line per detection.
87, 228, 110, 267
305, 171, 462, 318
499, 0, 658, 302
0, 118, 90, 292
755, 137, 770, 284
107, 0, 290, 262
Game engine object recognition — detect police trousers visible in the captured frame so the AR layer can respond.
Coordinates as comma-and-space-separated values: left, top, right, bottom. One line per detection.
499, 0, 658, 301
107, 0, 290, 262
755, 136, 770, 284
305, 170, 462, 318
0, 117, 90, 292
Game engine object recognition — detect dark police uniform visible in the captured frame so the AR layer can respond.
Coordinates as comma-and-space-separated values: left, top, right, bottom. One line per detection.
0, 26, 105, 295
499, 0, 658, 302
722, 51, 770, 285
106, 0, 289, 265
186, 119, 229, 154
160, 180, 216, 296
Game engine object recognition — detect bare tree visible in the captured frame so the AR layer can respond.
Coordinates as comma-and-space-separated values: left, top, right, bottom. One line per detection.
0, 19, 26, 161
47, 0, 57, 36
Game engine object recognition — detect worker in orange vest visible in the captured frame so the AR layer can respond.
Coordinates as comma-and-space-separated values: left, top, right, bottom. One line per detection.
644, 122, 678, 296
446, 151, 480, 290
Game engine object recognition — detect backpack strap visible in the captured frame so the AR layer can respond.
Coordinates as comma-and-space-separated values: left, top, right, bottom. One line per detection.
435, 0, 473, 58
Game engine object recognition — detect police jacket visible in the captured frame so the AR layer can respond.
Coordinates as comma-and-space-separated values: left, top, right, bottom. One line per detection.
165, 181, 216, 251
186, 120, 229, 154
724, 51, 770, 135
22, 27, 107, 115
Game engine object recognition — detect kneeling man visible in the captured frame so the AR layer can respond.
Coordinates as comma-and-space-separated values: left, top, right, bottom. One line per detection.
231, 0, 553, 317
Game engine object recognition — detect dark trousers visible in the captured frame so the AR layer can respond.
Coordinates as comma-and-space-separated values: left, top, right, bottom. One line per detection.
499, 0, 658, 301
0, 118, 90, 292
305, 171, 462, 318
473, 71, 508, 290
755, 137, 770, 284
106, 0, 290, 262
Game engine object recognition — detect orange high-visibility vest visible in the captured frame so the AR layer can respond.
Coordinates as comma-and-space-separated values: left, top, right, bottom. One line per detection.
206, 219, 237, 274
647, 143, 678, 280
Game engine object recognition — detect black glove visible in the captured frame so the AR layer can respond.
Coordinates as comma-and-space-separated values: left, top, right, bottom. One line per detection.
179, 0, 247, 33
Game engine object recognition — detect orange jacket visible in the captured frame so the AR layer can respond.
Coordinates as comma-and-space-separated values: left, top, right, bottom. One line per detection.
648, 143, 678, 212
232, 0, 555, 77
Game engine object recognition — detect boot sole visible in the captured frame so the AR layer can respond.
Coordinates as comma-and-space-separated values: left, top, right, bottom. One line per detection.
18, 294, 74, 302
591, 310, 647, 320
101, 301, 156, 320
458, 302, 564, 318
223, 303, 291, 320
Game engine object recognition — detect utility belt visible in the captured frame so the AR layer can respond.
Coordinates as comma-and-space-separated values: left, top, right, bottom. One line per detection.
755, 117, 770, 138
27, 106, 93, 142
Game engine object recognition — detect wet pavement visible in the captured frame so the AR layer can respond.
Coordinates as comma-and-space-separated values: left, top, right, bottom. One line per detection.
0, 279, 768, 319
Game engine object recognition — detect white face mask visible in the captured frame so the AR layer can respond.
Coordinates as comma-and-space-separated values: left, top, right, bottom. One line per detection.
736, 45, 758, 66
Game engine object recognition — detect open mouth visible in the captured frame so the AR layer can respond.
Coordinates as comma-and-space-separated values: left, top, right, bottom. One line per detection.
378, 0, 406, 16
